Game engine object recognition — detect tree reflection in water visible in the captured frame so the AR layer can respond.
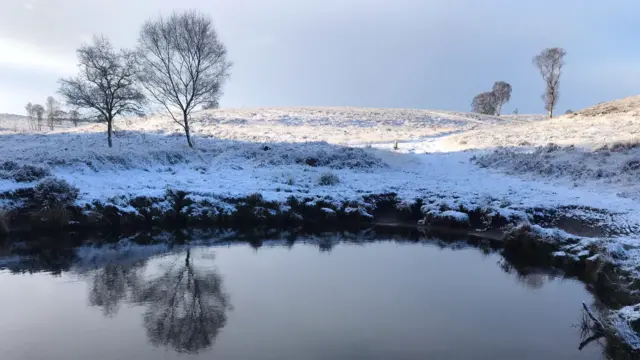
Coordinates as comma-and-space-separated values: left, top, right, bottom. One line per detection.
88, 249, 231, 354
89, 263, 142, 317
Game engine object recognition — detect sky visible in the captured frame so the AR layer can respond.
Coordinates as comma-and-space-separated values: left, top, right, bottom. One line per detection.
1, 0, 639, 115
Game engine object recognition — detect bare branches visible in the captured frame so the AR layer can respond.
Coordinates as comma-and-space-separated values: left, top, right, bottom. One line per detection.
533, 47, 566, 118
58, 35, 146, 147
136, 10, 231, 148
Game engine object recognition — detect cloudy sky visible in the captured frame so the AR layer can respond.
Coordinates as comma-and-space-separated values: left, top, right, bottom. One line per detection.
1, 0, 639, 115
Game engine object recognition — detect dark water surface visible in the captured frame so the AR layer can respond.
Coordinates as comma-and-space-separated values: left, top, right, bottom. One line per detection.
0, 238, 602, 360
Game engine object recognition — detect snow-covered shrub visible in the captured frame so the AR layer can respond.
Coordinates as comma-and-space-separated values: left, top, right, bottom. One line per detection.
420, 210, 470, 229
33, 178, 80, 208
598, 140, 640, 153
11, 165, 51, 182
318, 172, 340, 186
0, 161, 19, 172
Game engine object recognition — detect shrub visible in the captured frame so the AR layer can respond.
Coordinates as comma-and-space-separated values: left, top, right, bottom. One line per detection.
11, 165, 51, 182
33, 178, 80, 209
0, 161, 19, 172
318, 172, 340, 186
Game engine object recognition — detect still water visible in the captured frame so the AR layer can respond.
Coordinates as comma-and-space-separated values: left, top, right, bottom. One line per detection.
0, 238, 602, 360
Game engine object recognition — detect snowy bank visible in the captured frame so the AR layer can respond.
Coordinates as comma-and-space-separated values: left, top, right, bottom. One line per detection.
2, 105, 640, 349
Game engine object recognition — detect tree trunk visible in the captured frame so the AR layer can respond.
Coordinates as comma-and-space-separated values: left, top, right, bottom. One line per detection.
184, 112, 193, 148
548, 109, 553, 118
107, 118, 113, 148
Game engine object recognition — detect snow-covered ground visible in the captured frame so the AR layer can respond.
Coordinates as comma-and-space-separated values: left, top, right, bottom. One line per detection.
1, 105, 639, 229
2, 101, 640, 347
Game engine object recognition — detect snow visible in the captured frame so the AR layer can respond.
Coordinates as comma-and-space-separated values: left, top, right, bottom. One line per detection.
1, 106, 639, 230
3, 104, 640, 341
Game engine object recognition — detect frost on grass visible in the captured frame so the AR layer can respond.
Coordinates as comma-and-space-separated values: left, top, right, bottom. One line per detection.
474, 143, 640, 199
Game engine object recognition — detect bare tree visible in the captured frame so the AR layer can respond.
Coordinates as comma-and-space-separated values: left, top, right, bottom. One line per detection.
59, 35, 145, 147
45, 96, 61, 130
32, 104, 45, 131
491, 81, 512, 116
137, 10, 231, 148
25, 102, 37, 130
68, 109, 80, 126
533, 47, 566, 118
471, 91, 496, 115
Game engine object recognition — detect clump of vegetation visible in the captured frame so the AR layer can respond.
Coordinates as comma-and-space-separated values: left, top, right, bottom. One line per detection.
597, 140, 640, 153
12, 165, 51, 182
318, 172, 340, 186
33, 178, 80, 209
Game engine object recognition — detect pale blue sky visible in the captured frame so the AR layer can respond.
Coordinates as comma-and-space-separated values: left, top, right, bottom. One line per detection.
1, 0, 639, 115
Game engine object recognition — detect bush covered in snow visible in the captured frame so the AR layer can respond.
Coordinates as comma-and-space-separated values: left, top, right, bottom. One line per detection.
318, 172, 340, 186
0, 162, 50, 182
33, 178, 80, 208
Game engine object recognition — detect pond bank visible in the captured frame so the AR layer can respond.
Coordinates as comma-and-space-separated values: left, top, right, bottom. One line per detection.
1, 185, 640, 354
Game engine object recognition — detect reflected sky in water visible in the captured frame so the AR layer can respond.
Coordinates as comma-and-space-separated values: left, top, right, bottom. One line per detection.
0, 241, 601, 360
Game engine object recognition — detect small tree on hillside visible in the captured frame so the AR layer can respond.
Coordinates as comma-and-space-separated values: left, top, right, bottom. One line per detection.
471, 91, 496, 115
32, 104, 45, 131
59, 35, 145, 147
136, 10, 231, 148
491, 81, 512, 116
533, 47, 566, 118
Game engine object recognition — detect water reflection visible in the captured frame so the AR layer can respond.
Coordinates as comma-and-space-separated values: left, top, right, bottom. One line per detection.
137, 250, 230, 353
89, 263, 143, 317
0, 231, 634, 359
87, 249, 231, 354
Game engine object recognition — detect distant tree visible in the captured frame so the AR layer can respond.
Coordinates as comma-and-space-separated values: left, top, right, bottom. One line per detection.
202, 98, 220, 110
59, 35, 145, 147
32, 104, 45, 131
68, 109, 80, 126
136, 10, 231, 148
471, 91, 496, 115
45, 96, 61, 130
491, 81, 512, 116
25, 102, 33, 117
25, 102, 37, 130
533, 47, 566, 118
565, 109, 574, 115
513, 108, 519, 115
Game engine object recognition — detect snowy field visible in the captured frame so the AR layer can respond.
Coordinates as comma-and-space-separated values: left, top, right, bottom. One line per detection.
2, 100, 640, 346
1, 104, 640, 227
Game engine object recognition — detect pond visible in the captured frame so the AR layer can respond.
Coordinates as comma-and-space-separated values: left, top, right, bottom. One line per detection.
0, 234, 607, 359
